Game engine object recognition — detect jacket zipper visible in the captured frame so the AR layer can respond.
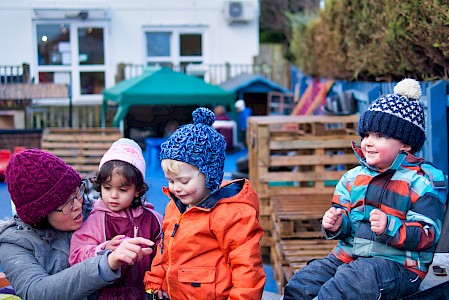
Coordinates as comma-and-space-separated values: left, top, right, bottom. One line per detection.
171, 224, 179, 237
378, 171, 394, 207
125, 208, 139, 238
368, 171, 394, 238
167, 215, 183, 295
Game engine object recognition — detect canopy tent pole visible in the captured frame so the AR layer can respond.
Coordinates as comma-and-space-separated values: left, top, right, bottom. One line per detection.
101, 97, 107, 128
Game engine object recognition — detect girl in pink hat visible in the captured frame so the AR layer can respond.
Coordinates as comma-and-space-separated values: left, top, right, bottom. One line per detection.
69, 138, 163, 300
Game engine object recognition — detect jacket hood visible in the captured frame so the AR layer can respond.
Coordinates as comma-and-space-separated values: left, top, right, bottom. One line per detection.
0, 218, 15, 235
163, 178, 260, 214
91, 199, 156, 218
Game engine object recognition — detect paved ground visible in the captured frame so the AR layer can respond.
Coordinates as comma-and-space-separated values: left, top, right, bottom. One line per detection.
262, 291, 283, 300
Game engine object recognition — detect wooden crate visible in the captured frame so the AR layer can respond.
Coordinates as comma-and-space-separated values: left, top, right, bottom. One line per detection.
41, 127, 122, 177
248, 115, 358, 235
247, 115, 359, 290
271, 194, 332, 240
273, 238, 337, 294
248, 115, 359, 200
0, 129, 43, 152
258, 145, 355, 199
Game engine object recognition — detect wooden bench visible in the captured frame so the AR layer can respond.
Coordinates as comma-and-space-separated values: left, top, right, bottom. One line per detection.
41, 127, 122, 177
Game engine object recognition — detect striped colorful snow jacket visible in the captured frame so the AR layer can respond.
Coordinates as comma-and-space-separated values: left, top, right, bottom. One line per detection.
325, 143, 447, 278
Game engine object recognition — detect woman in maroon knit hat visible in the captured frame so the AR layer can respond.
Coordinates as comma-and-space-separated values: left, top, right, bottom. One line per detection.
0, 149, 154, 300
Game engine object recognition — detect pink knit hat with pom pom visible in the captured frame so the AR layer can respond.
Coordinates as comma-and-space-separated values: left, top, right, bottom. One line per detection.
99, 138, 146, 180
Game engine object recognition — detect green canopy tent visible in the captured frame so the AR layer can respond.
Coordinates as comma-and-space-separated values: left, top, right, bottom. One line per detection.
102, 67, 236, 127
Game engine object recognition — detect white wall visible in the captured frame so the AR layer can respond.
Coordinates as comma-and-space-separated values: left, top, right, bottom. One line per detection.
0, 0, 259, 103
0, 0, 259, 66
108, 0, 259, 66
0, 1, 34, 65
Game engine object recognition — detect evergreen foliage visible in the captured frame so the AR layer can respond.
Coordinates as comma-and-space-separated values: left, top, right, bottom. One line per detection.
289, 0, 449, 81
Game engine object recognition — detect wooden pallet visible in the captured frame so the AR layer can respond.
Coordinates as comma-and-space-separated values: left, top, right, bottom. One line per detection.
271, 194, 332, 239
41, 127, 122, 177
272, 238, 337, 294
248, 115, 358, 251
248, 115, 359, 201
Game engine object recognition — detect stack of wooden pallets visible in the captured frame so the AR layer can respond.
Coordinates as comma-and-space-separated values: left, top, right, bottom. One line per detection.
41, 127, 122, 177
247, 115, 359, 293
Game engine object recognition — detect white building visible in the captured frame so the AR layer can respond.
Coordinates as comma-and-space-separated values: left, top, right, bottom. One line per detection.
0, 0, 260, 108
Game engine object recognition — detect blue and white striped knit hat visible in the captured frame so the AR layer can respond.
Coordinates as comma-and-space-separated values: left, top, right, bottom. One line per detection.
160, 107, 226, 192
357, 78, 426, 152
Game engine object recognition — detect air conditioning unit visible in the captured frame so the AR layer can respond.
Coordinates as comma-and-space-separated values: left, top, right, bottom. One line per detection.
224, 0, 256, 24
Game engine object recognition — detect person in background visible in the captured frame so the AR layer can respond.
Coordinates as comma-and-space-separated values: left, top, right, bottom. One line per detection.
0, 149, 154, 300
163, 120, 179, 138
283, 78, 447, 299
69, 138, 163, 300
144, 107, 265, 300
235, 99, 252, 148
213, 104, 234, 152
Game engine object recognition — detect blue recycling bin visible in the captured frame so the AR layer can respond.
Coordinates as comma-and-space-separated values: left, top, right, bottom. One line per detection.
144, 137, 167, 170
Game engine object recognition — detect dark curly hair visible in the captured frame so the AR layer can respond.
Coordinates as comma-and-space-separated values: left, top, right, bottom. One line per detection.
91, 160, 149, 208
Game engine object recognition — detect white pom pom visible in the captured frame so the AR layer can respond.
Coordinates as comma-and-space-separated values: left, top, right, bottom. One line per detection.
393, 78, 421, 100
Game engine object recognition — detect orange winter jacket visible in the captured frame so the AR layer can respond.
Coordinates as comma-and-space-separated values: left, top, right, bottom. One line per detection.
144, 179, 266, 300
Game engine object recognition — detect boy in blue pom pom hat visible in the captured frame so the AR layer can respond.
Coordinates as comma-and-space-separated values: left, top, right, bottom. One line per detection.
144, 107, 266, 299
284, 79, 447, 299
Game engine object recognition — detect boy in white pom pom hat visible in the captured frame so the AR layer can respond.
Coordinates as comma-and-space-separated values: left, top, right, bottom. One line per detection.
284, 79, 447, 299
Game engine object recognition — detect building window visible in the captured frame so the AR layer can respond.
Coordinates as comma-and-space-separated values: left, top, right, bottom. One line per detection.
180, 34, 201, 56
34, 22, 107, 102
38, 72, 71, 85
145, 28, 204, 71
146, 32, 171, 57
37, 24, 70, 66
80, 72, 105, 95
78, 27, 105, 65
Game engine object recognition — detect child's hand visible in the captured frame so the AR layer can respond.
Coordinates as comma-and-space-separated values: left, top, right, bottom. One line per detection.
106, 235, 127, 251
146, 290, 166, 300
370, 209, 387, 235
107, 237, 154, 270
322, 207, 343, 232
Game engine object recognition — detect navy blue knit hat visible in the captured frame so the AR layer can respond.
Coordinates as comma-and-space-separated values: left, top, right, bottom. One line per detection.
160, 107, 226, 192
358, 78, 426, 152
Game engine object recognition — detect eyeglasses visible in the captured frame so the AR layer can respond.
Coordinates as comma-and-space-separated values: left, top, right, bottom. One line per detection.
54, 183, 86, 215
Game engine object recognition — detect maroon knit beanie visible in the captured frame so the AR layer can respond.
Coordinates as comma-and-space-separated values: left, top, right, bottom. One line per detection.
5, 149, 81, 225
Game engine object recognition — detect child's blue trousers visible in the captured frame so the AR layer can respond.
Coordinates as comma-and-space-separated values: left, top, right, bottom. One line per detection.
283, 253, 421, 300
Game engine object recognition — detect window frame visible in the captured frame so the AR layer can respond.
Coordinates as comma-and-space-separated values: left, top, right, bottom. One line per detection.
143, 26, 206, 70
32, 20, 110, 104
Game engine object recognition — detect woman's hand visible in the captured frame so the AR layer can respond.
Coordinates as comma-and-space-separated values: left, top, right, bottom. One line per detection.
107, 237, 154, 270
